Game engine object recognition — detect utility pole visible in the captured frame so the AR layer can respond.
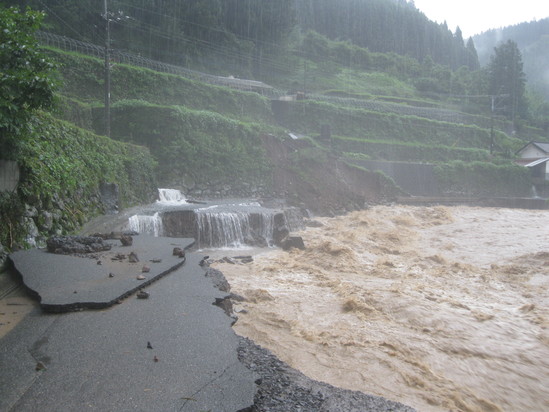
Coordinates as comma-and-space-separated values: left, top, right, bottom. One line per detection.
490, 95, 495, 155
489, 93, 509, 155
104, 0, 111, 138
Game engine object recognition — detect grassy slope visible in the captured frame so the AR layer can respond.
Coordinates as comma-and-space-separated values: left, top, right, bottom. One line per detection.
48, 46, 536, 200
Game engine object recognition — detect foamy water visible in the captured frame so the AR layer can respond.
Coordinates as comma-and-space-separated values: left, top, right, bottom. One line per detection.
215, 205, 549, 412
157, 188, 187, 205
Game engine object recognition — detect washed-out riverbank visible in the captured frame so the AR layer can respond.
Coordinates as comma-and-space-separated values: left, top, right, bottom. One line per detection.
0, 206, 415, 411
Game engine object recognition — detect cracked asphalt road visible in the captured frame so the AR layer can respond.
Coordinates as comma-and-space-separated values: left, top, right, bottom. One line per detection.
0, 250, 256, 412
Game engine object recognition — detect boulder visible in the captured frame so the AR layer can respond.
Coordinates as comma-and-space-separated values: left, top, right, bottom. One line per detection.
172, 247, 185, 258
46, 236, 112, 255
128, 251, 139, 263
120, 234, 133, 246
281, 236, 306, 251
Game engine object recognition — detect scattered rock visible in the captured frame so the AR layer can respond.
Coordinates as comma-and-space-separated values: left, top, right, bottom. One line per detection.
111, 253, 126, 261
199, 256, 210, 267
136, 275, 146, 281
147, 341, 153, 349
120, 234, 133, 246
35, 362, 46, 371
150, 258, 162, 263
108, 273, 115, 278
142, 265, 150, 273
97, 260, 102, 265
173, 247, 185, 257
129, 251, 139, 263
137, 290, 149, 299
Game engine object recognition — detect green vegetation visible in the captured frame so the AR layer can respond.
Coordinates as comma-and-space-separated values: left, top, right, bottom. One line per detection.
47, 49, 274, 124
487, 40, 528, 121
18, 113, 156, 206
0, 112, 156, 250
0, 6, 156, 257
434, 161, 532, 197
337, 139, 492, 163
0, 6, 58, 154
274, 99, 523, 151
105, 101, 272, 185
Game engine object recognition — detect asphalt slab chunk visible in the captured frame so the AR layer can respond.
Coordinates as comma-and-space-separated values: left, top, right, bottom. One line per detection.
9, 236, 194, 312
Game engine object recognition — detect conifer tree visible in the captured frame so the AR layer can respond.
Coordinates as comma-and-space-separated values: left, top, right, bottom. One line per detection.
487, 40, 527, 121
466, 38, 480, 70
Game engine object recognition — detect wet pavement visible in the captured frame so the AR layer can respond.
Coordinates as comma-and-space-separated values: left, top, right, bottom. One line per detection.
0, 237, 257, 411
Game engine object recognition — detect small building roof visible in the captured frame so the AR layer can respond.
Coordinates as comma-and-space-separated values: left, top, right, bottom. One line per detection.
523, 157, 549, 168
516, 141, 549, 155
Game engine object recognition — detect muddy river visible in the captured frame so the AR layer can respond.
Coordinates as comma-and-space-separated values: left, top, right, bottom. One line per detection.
214, 205, 549, 412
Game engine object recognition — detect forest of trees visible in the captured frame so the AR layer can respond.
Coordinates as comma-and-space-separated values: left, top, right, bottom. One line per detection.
295, 0, 479, 70
4, 0, 544, 127
8, 0, 478, 71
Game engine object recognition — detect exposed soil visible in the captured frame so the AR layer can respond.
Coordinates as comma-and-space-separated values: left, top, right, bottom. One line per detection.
261, 134, 399, 216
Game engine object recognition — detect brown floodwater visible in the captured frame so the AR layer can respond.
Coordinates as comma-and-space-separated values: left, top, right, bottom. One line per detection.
214, 205, 549, 412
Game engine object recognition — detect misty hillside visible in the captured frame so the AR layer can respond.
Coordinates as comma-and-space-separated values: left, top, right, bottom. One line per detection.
474, 18, 549, 101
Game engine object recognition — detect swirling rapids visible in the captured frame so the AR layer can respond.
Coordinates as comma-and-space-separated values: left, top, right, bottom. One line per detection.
214, 205, 549, 412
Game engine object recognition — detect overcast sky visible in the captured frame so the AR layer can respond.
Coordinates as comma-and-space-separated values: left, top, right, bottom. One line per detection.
412, 0, 549, 37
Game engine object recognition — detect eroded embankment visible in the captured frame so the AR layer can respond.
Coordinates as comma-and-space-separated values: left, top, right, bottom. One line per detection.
215, 205, 549, 412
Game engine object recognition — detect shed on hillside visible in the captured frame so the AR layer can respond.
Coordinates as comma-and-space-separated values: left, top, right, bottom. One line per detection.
515, 141, 549, 180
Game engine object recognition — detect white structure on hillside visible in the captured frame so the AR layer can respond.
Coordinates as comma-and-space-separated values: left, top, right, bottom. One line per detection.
516, 141, 549, 181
